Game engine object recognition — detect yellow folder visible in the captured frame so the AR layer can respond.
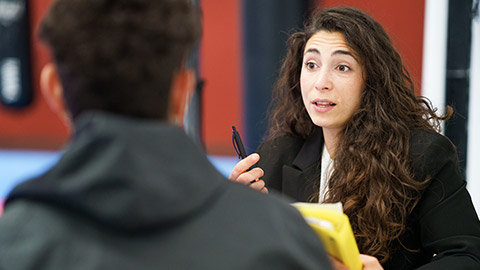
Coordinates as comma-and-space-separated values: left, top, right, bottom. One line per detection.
292, 202, 362, 270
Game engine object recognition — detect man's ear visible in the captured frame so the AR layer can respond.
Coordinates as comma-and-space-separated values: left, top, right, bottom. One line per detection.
169, 67, 195, 126
40, 63, 72, 130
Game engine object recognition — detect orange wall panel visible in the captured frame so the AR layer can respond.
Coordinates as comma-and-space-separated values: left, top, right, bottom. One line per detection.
200, 0, 243, 155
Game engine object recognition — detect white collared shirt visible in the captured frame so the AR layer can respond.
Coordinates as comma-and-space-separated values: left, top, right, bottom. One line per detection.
319, 144, 334, 203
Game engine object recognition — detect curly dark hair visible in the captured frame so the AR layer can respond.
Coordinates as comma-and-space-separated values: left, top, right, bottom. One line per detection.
38, 0, 201, 120
268, 7, 452, 262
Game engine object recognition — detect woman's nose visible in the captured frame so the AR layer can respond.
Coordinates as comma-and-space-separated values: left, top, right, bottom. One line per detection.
314, 68, 333, 91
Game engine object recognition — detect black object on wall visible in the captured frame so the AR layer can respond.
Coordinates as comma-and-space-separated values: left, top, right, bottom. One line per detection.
444, 0, 473, 177
242, 0, 313, 153
0, 0, 32, 108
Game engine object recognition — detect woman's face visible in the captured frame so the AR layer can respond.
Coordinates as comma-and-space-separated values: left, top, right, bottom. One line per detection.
300, 30, 364, 135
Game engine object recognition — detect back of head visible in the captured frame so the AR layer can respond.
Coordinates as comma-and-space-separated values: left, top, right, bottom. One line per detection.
39, 0, 201, 120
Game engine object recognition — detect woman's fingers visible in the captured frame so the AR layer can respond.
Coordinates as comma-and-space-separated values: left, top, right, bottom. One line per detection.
249, 179, 268, 193
235, 167, 264, 185
228, 153, 267, 193
359, 254, 383, 270
328, 256, 349, 270
328, 255, 383, 270
229, 153, 260, 181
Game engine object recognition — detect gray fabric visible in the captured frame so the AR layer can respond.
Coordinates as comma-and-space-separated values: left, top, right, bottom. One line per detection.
0, 111, 332, 270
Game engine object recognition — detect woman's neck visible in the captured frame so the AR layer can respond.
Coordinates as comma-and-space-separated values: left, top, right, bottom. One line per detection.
322, 128, 341, 159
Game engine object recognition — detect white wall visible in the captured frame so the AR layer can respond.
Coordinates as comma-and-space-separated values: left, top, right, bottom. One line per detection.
467, 12, 480, 212
422, 0, 448, 128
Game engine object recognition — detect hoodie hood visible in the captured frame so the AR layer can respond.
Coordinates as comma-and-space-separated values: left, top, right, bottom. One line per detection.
6, 111, 228, 232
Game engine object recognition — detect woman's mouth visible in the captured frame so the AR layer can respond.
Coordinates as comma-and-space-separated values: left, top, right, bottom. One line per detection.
314, 101, 336, 107
312, 99, 336, 112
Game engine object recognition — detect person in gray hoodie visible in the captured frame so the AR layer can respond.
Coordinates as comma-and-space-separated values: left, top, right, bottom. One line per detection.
0, 0, 332, 269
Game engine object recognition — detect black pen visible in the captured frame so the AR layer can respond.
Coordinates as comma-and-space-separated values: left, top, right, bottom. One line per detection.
232, 125, 247, 159
232, 126, 257, 183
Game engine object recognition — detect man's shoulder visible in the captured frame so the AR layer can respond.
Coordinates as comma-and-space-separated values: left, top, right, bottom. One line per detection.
0, 200, 69, 239
0, 201, 70, 269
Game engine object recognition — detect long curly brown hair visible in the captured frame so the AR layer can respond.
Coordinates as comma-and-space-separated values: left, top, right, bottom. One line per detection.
268, 7, 452, 262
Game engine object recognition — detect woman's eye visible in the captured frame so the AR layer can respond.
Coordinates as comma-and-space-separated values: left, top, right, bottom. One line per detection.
337, 65, 350, 72
305, 62, 318, 70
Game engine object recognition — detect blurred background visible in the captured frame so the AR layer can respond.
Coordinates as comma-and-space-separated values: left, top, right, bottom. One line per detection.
1, 0, 479, 212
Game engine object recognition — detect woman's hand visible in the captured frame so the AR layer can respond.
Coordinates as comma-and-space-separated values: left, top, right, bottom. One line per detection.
229, 153, 268, 194
359, 254, 383, 270
329, 254, 383, 270
329, 256, 349, 270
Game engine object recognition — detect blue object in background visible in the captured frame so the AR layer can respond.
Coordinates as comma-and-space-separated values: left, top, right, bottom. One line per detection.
0, 150, 61, 198
207, 155, 238, 178
0, 150, 237, 198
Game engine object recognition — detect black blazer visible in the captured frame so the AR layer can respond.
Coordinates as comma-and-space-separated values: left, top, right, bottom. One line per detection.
257, 127, 480, 269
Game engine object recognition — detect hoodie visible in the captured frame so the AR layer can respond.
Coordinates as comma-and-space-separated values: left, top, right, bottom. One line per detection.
0, 111, 331, 270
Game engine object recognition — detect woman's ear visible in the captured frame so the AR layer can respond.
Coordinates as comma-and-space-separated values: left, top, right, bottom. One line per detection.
40, 63, 72, 130
168, 67, 196, 127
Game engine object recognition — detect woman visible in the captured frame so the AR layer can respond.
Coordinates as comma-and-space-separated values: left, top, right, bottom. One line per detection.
230, 7, 480, 269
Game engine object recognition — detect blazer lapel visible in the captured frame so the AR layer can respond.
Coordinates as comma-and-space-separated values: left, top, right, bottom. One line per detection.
282, 127, 324, 202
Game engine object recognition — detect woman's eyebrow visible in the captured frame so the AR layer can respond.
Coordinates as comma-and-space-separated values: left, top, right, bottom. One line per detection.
332, 50, 358, 62
304, 48, 320, 55
304, 48, 358, 62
